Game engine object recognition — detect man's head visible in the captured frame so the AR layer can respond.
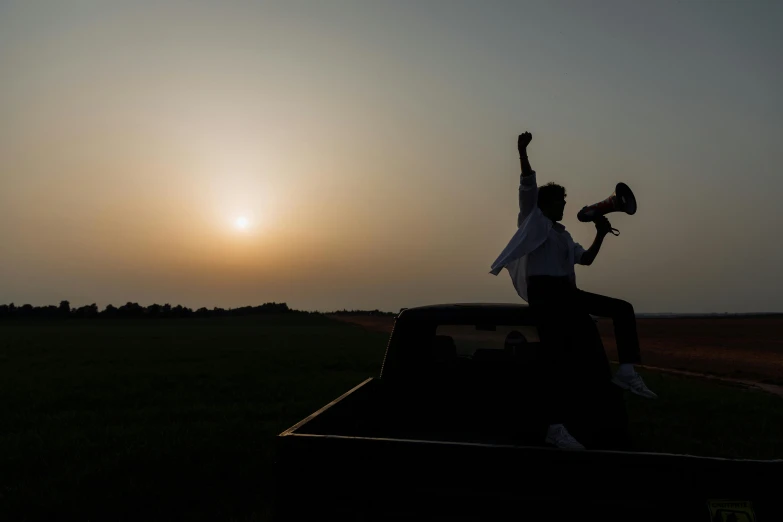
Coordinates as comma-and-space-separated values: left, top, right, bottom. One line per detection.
538, 182, 566, 222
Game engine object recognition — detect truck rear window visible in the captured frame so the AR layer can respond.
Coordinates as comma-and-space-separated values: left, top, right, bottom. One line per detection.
435, 324, 541, 358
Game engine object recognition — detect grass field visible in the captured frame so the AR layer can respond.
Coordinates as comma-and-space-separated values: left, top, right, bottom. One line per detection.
1, 314, 782, 521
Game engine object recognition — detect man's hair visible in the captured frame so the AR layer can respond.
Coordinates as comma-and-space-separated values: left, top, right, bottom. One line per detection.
538, 182, 566, 208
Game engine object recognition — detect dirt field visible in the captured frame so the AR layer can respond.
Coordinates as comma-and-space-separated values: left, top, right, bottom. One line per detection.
328, 314, 783, 387
599, 317, 783, 386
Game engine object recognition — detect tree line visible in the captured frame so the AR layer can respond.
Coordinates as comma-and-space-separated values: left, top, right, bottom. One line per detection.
0, 301, 296, 319
327, 309, 397, 317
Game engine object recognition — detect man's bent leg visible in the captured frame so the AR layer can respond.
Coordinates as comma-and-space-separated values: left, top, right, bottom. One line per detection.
530, 304, 569, 424
536, 315, 585, 450
529, 276, 586, 448
576, 290, 656, 399
575, 291, 640, 364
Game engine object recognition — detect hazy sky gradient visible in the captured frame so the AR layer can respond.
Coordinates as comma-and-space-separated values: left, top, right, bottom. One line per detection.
1, 0, 781, 312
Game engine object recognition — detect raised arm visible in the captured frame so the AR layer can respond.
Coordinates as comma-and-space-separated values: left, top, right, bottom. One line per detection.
517, 132, 538, 227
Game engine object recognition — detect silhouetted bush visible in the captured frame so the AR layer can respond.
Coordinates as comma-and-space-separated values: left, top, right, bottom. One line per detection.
73, 304, 99, 318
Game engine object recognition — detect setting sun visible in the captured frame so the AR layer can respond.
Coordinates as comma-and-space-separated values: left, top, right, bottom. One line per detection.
235, 217, 249, 229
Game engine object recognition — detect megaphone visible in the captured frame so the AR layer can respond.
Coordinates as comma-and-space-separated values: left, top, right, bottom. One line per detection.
577, 182, 637, 236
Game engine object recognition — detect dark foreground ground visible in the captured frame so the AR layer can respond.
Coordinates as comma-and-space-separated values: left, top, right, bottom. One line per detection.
1, 314, 782, 521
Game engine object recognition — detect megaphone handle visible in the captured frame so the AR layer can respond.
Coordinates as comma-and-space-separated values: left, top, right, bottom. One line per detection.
610, 227, 620, 236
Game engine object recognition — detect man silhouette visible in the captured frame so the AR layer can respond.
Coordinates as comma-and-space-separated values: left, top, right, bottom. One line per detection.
490, 131, 656, 450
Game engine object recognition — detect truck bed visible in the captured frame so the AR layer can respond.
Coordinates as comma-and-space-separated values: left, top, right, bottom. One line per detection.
284, 377, 549, 446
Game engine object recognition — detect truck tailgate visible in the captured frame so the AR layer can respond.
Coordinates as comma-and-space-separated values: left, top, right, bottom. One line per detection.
276, 432, 780, 521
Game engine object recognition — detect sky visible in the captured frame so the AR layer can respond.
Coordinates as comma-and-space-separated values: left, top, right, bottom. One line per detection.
1, 0, 781, 313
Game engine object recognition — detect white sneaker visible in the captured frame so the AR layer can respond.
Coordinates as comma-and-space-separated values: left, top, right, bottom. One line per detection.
545, 424, 585, 450
612, 372, 658, 399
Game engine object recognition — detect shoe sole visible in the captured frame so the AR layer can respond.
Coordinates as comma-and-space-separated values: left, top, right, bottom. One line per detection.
545, 438, 585, 450
611, 377, 658, 399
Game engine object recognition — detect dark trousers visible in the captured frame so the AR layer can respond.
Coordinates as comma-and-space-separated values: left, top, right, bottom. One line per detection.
527, 276, 641, 424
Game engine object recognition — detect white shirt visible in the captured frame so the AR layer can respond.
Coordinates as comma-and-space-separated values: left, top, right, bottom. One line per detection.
489, 171, 586, 302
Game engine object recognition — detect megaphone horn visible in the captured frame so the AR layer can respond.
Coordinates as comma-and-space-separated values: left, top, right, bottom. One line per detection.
577, 182, 637, 235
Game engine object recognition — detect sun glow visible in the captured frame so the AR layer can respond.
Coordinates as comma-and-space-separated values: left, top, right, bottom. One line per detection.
235, 216, 249, 229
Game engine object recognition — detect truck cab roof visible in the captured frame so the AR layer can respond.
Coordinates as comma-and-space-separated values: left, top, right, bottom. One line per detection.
397, 302, 534, 324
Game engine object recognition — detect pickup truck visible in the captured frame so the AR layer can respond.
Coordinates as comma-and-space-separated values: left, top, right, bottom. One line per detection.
274, 303, 780, 521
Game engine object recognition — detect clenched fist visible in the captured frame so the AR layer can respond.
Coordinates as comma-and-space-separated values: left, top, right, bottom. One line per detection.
594, 216, 613, 236
518, 132, 532, 155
